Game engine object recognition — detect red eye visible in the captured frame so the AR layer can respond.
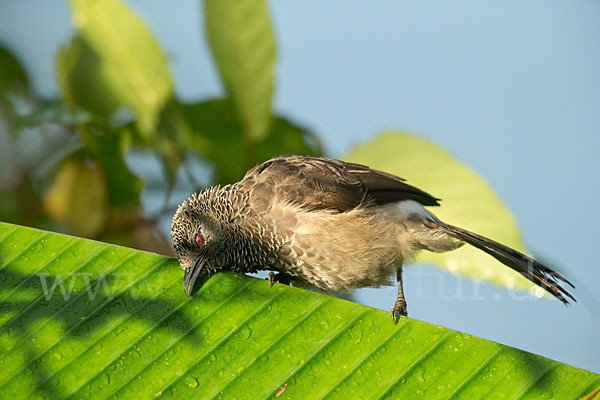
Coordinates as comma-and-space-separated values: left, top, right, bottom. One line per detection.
195, 234, 204, 246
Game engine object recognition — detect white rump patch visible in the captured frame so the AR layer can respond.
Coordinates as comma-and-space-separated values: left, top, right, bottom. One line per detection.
395, 200, 439, 222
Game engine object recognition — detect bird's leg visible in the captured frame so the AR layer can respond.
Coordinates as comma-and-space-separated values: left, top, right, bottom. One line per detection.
390, 267, 408, 324
267, 271, 292, 288
267, 271, 275, 288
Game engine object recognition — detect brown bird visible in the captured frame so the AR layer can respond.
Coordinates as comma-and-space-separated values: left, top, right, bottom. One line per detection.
170, 155, 575, 321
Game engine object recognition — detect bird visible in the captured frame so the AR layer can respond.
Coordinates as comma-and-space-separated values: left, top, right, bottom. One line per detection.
170, 154, 575, 322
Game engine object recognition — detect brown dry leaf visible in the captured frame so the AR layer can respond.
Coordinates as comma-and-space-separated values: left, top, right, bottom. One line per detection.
580, 385, 600, 400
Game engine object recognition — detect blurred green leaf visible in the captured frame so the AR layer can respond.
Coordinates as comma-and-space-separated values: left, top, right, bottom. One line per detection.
56, 36, 121, 118
0, 45, 31, 137
154, 101, 193, 182
0, 45, 29, 92
205, 0, 276, 142
82, 126, 141, 207
177, 99, 245, 184
15, 99, 92, 130
256, 117, 322, 162
68, 0, 173, 136
0, 192, 20, 223
177, 100, 320, 184
344, 132, 537, 292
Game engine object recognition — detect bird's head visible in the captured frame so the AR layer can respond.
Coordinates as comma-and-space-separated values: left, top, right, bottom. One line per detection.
170, 191, 237, 296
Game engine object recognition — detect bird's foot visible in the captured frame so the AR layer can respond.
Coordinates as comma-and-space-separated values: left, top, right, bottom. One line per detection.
266, 272, 292, 288
390, 300, 407, 324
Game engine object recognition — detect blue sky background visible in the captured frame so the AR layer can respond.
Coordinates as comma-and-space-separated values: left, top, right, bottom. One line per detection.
1, 0, 599, 373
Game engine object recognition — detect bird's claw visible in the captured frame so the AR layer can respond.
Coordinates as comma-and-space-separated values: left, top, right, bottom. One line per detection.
390, 301, 407, 325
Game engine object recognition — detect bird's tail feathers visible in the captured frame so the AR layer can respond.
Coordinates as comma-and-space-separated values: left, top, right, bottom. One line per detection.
435, 223, 576, 305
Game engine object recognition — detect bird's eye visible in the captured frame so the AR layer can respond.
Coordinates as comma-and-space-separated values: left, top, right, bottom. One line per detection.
195, 234, 204, 246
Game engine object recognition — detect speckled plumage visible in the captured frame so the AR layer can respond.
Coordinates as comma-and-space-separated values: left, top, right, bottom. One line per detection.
171, 155, 575, 320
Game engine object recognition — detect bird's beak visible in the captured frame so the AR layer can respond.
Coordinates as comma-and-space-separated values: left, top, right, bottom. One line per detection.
183, 254, 205, 296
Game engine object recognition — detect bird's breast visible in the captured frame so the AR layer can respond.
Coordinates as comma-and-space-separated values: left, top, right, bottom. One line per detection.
261, 203, 413, 291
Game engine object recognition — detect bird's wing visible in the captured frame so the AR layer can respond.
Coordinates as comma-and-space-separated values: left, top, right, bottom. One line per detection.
241, 155, 440, 212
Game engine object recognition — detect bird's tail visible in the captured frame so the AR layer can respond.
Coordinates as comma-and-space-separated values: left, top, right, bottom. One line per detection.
436, 223, 576, 305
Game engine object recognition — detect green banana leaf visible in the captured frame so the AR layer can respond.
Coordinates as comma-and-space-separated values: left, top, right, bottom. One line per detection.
0, 222, 597, 399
